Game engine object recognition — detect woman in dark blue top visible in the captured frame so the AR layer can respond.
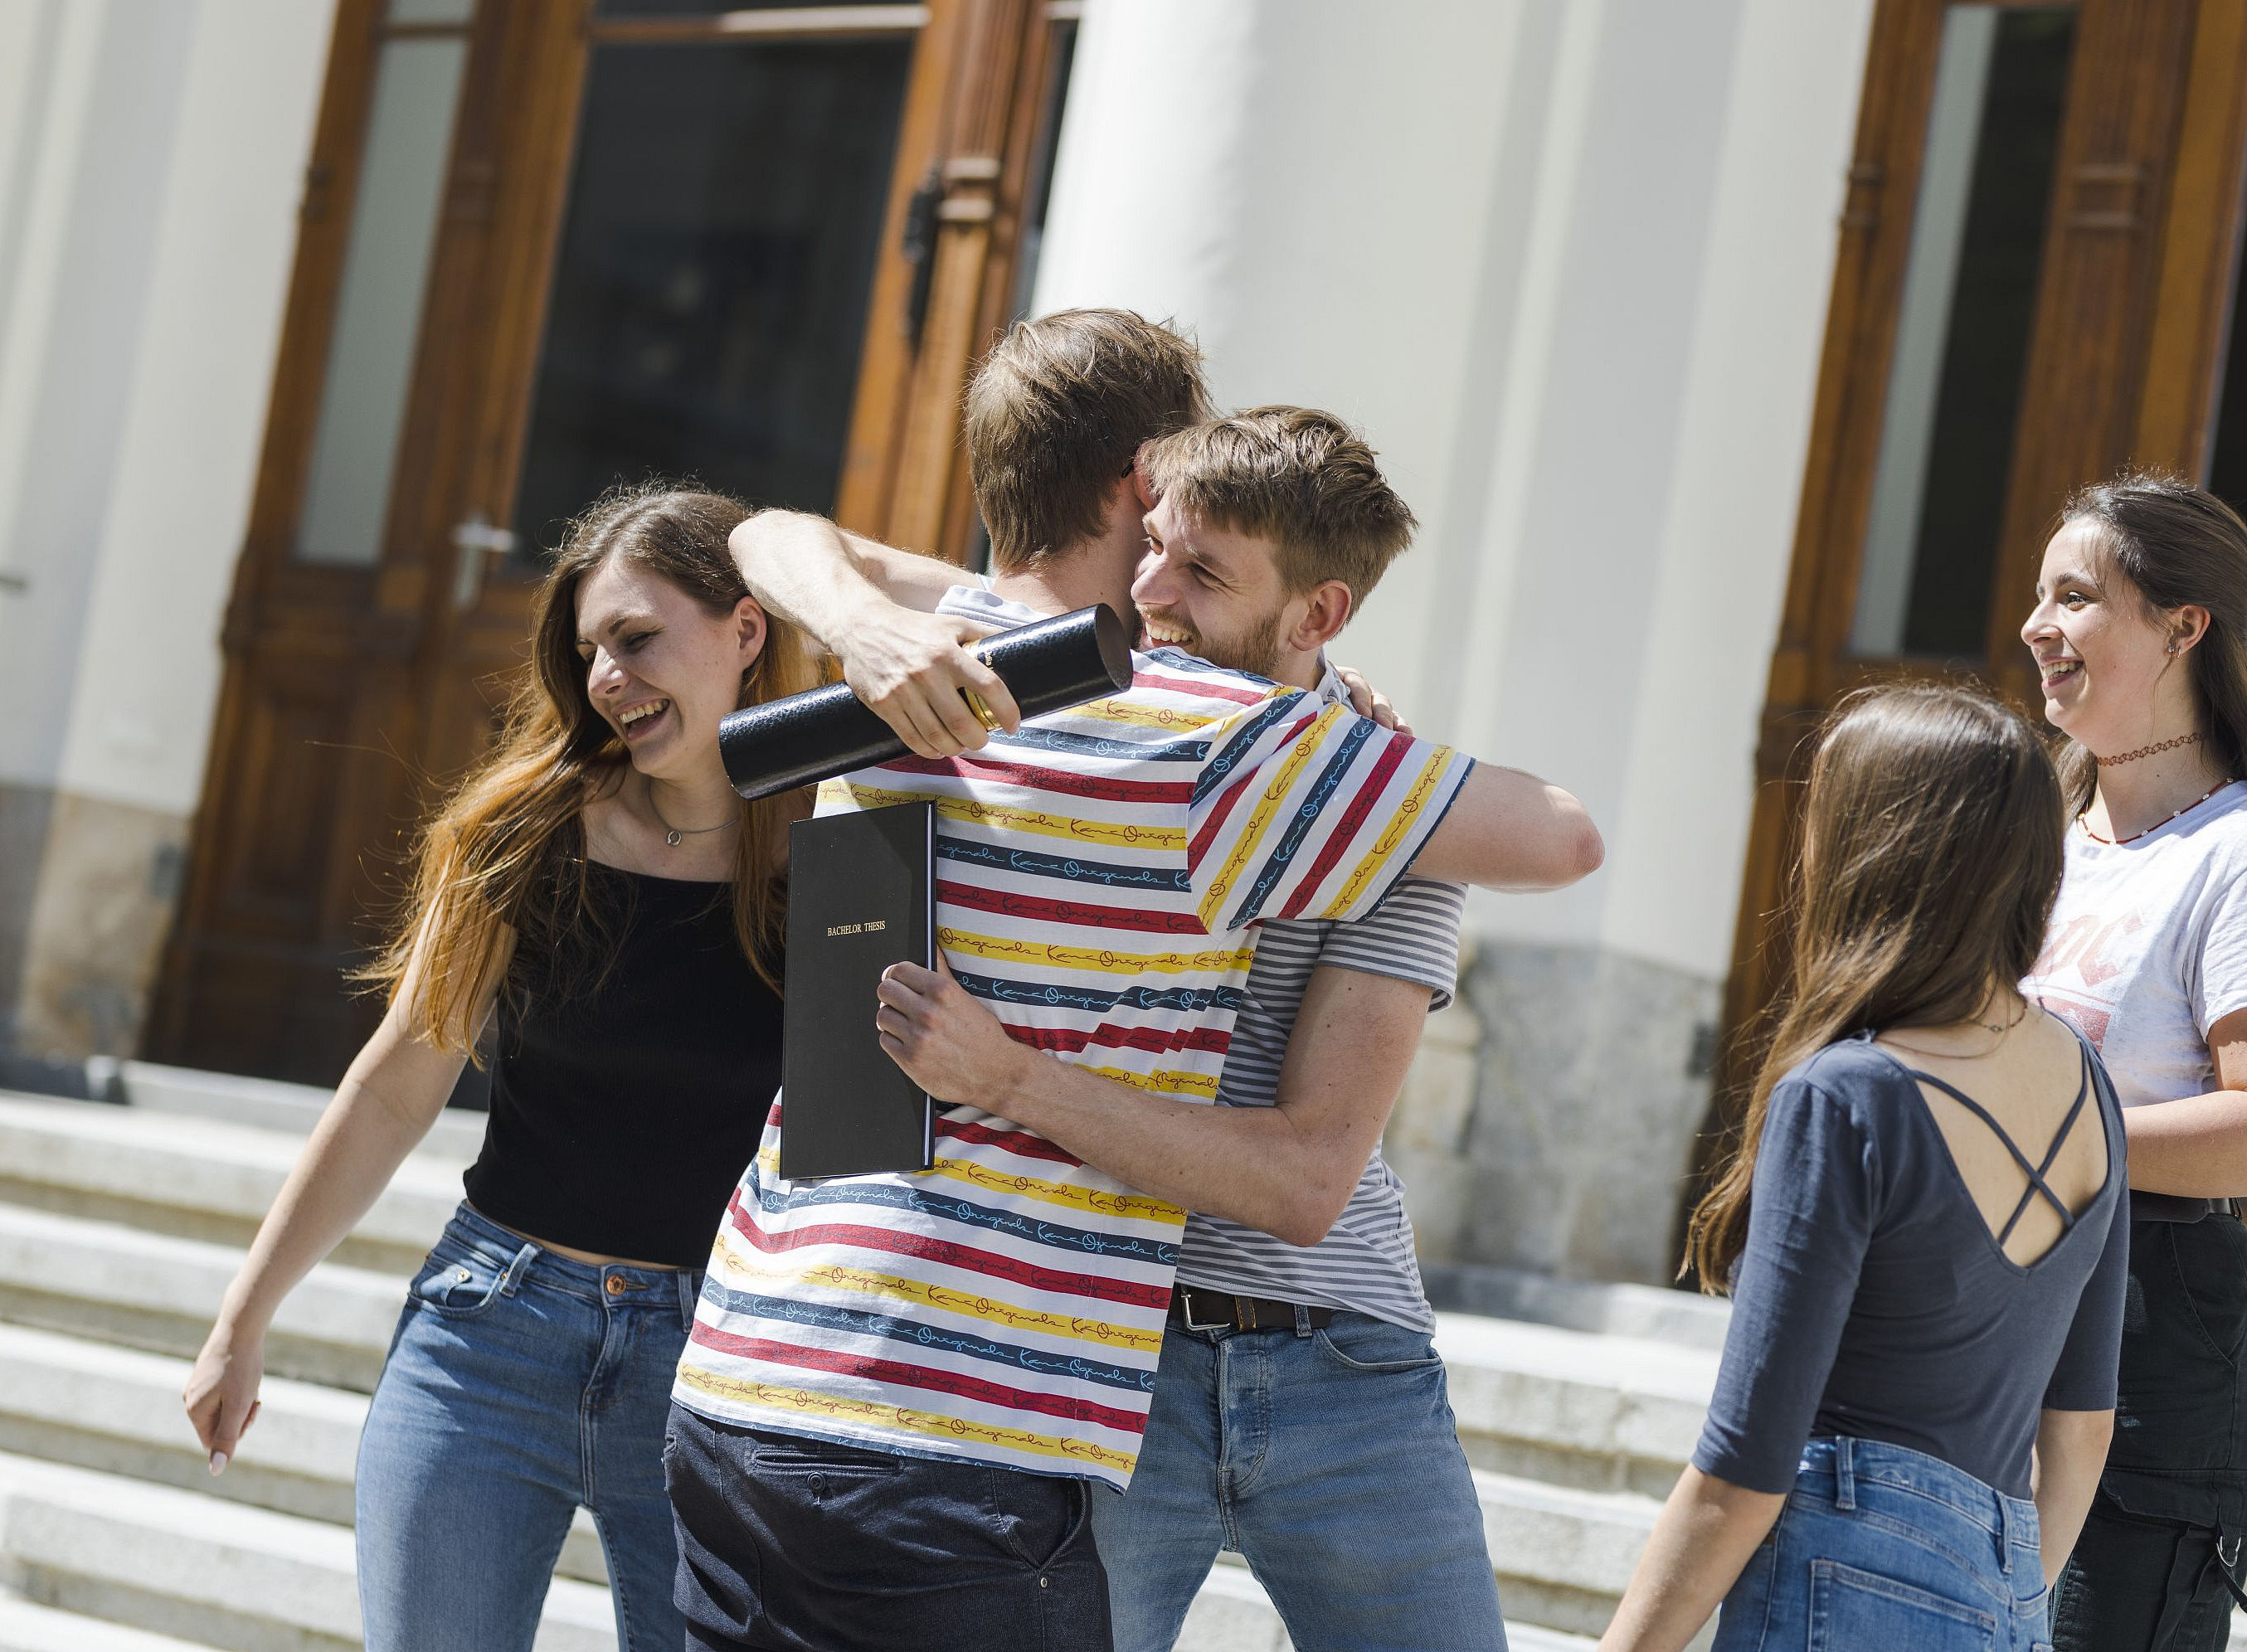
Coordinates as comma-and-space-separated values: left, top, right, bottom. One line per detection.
1601, 683, 2129, 1652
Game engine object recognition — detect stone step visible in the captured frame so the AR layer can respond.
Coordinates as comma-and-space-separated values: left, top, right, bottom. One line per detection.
0, 1094, 460, 1277
0, 1204, 401, 1392
0, 1322, 608, 1586
0, 1450, 615, 1652
0, 1595, 222, 1652
1436, 1309, 1715, 1496
105, 1065, 488, 1161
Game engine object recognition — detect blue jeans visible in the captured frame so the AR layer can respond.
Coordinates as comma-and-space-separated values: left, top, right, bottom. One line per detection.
1714, 1437, 2053, 1651
355, 1202, 703, 1652
1091, 1309, 1505, 1652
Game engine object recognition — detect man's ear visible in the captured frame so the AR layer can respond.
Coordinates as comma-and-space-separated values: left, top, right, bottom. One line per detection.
1289, 581, 1354, 653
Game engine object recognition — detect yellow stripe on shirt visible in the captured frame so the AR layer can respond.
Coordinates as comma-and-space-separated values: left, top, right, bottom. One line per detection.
938, 926, 1254, 978
674, 1365, 1139, 1473
756, 1146, 1184, 1227
829, 782, 1185, 852
1330, 745, 1459, 914
710, 1235, 1162, 1354
1195, 703, 1343, 929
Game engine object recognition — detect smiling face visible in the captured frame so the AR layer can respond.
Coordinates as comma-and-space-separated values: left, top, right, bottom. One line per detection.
2021, 517, 2196, 753
573, 554, 766, 781
1129, 495, 1301, 681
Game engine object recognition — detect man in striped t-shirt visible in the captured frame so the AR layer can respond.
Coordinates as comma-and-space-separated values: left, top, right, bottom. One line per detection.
668, 313, 1599, 1650
875, 409, 1559, 1651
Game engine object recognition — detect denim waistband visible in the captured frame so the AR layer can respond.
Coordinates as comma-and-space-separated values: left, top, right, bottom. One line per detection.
1794, 1437, 2041, 1560
440, 1199, 703, 1318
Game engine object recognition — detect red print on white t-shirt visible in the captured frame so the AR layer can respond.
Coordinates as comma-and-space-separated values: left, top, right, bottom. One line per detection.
2031, 911, 2144, 1051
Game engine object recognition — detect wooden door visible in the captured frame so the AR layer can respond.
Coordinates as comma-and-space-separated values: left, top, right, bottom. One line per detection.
1701, 0, 2247, 1235
147, 0, 1077, 1084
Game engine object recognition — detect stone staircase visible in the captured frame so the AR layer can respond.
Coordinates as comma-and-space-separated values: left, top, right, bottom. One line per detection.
0, 1065, 1785, 1650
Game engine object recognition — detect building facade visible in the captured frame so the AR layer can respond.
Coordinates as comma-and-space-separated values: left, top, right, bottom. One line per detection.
3, 0, 2239, 1286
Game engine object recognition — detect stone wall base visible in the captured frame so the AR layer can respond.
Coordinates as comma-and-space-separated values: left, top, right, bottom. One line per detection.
1389, 935, 1720, 1288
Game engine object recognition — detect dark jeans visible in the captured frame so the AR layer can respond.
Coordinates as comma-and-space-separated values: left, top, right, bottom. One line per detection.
2052, 1216, 2247, 1652
664, 1404, 1111, 1651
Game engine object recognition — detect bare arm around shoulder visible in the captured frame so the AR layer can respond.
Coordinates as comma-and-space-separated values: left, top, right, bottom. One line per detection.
2032, 1408, 2113, 1586
179, 926, 512, 1471
1598, 1465, 1787, 1652
727, 508, 1018, 758
1411, 760, 1605, 892
877, 959, 1436, 1246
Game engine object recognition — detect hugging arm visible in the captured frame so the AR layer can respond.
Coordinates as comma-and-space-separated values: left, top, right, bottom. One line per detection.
876, 959, 1435, 1246
1410, 761, 1604, 892
727, 509, 1017, 757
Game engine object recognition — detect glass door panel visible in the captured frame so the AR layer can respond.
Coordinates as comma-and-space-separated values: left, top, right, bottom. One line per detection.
293, 7, 471, 566
510, 33, 913, 554
1849, 3, 2074, 659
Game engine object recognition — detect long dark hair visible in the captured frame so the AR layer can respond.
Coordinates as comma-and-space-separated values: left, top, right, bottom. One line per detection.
1685, 683, 2065, 1289
360, 483, 819, 1050
2055, 472, 2247, 810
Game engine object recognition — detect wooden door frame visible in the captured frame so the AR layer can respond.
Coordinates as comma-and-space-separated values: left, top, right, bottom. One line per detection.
1698, 0, 2247, 1256
148, 0, 1072, 1082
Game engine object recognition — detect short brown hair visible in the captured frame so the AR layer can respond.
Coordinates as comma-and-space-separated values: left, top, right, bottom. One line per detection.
1138, 406, 1418, 606
965, 309, 1212, 569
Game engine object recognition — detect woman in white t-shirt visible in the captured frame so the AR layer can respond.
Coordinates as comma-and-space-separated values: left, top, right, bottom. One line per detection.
2024, 473, 2247, 1651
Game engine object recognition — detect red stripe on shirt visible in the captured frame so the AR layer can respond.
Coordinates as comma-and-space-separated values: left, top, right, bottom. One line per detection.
936, 879, 1207, 933
685, 1324, 1151, 1436
726, 1193, 1175, 1309
1274, 727, 1413, 920
1186, 708, 1321, 869
1131, 668, 1268, 707
882, 752, 1193, 804
1001, 1021, 1231, 1058
933, 1115, 1082, 1164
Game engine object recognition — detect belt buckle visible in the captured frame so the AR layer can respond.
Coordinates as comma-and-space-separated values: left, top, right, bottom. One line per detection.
1179, 1290, 1233, 1332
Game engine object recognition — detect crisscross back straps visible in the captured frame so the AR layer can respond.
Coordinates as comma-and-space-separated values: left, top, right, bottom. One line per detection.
1903, 1039, 2094, 1247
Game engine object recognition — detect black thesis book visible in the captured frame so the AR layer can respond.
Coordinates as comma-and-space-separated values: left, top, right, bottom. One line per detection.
779, 801, 935, 1180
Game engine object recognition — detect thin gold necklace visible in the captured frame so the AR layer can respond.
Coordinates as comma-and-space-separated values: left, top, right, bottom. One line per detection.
1880, 995, 2028, 1059
647, 785, 736, 848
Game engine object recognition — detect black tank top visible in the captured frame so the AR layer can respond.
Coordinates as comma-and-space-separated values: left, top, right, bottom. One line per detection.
461, 864, 783, 1266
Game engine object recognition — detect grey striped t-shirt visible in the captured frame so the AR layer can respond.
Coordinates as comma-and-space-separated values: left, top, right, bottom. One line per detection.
1174, 873, 1465, 1332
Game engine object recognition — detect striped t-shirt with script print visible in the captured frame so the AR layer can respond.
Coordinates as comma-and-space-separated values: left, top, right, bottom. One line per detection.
673, 590, 1474, 1490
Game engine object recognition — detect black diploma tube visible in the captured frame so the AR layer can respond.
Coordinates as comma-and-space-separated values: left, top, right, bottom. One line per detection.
719, 603, 1134, 802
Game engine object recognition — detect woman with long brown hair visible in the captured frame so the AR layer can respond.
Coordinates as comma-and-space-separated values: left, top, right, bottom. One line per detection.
2025, 474, 2247, 1650
1600, 683, 2128, 1652
179, 483, 819, 1652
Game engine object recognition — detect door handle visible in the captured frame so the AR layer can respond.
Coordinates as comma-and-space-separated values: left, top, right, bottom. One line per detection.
0, 570, 25, 593
450, 513, 518, 610
901, 166, 941, 345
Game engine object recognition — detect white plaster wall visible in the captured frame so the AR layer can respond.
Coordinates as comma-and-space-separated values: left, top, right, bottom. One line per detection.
51, 1, 337, 815
0, 0, 198, 791
1038, 0, 1877, 984
1035, 0, 1519, 722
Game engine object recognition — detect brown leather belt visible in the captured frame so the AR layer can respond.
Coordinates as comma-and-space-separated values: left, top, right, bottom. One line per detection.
1169, 1285, 1335, 1333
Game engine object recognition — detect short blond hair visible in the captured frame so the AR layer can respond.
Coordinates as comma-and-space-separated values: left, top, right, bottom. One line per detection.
965, 309, 1213, 569
1139, 406, 1418, 605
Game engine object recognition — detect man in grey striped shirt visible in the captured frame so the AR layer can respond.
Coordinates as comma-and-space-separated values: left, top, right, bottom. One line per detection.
870, 404, 1596, 1650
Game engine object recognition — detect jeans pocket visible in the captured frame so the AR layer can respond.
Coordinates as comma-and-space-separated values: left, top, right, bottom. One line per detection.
406, 1241, 512, 1320
749, 1431, 902, 1476
2167, 1222, 2247, 1368
1808, 1559, 1996, 1650
985, 1469, 1088, 1572
1311, 1314, 1442, 1375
